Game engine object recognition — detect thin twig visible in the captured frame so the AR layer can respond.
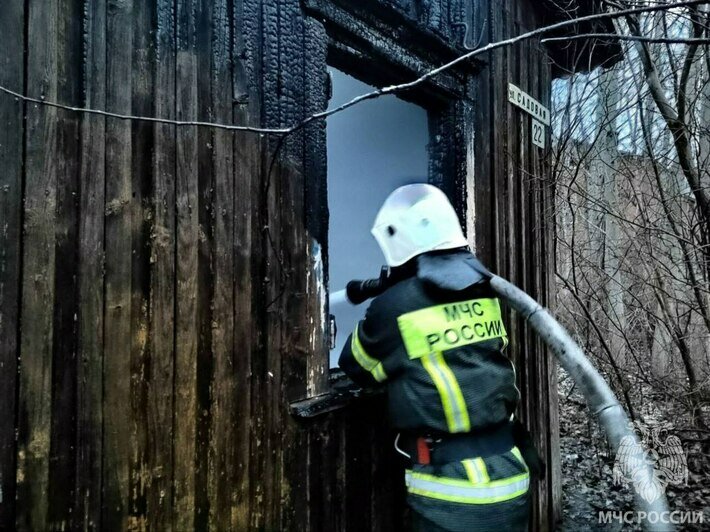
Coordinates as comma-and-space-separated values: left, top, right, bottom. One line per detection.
542, 33, 710, 44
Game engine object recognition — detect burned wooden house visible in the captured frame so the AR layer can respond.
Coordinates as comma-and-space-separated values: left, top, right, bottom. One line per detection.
0, 0, 617, 529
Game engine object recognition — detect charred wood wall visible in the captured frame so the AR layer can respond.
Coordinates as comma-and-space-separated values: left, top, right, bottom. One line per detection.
0, 0, 558, 530
471, 0, 561, 528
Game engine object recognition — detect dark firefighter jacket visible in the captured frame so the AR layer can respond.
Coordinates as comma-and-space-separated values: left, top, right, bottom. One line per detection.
338, 249, 530, 532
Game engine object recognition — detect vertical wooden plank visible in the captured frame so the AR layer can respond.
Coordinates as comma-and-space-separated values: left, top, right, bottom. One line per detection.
493, 0, 508, 275
231, 131, 255, 530
103, 0, 134, 527
303, 16, 329, 401
128, 0, 154, 524
342, 412, 373, 532
527, 35, 544, 531
540, 39, 562, 525
192, 0, 215, 527
309, 417, 340, 532
456, 99, 470, 225
283, 26, 315, 532
267, 158, 310, 531
301, 18, 330, 530
208, 0, 238, 529
150, 0, 176, 527
257, 0, 281, 528
0, 0, 24, 527
247, 144, 267, 531
518, 17, 542, 527
516, 0, 530, 417
520, 2, 546, 528
128, 0, 157, 529
532, 39, 552, 532
274, 1, 312, 529
241, 0, 266, 527
507, 1, 524, 390
15, 0, 60, 528
105, 2, 155, 528
495, 0, 522, 412
47, 0, 83, 527
233, 0, 259, 527
464, 96, 477, 247
502, 3, 525, 519
76, 0, 107, 528
174, 0, 199, 528
335, 421, 348, 532
472, 0, 493, 265
263, 150, 283, 532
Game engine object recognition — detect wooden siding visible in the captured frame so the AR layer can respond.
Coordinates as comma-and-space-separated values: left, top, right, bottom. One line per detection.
472, 0, 561, 527
0, 0, 558, 530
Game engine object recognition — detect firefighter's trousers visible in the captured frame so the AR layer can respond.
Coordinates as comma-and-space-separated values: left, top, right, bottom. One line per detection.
406, 444, 531, 532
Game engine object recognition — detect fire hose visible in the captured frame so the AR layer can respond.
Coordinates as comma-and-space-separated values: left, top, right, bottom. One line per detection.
335, 270, 673, 532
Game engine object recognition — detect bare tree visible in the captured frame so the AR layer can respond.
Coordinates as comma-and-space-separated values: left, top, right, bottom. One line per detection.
552, 2, 710, 431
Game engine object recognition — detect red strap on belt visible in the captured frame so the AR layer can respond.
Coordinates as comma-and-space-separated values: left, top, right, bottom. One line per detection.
416, 437, 431, 465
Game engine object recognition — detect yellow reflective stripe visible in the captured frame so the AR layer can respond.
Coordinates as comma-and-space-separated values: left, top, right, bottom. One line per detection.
463, 458, 489, 484
407, 470, 529, 489
462, 460, 480, 483
433, 353, 470, 432
420, 352, 470, 433
405, 470, 530, 505
407, 486, 529, 505
474, 457, 490, 483
397, 298, 507, 359
511, 446, 528, 471
420, 354, 456, 430
351, 325, 387, 382
371, 363, 386, 382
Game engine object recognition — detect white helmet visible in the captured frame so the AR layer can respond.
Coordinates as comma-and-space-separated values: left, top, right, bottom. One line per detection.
371, 183, 468, 267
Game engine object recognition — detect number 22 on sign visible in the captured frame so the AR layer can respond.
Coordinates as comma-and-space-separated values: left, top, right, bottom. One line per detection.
531, 118, 545, 149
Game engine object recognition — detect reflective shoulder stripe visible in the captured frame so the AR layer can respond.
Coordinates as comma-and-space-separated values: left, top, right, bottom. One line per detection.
351, 325, 387, 382
405, 470, 530, 505
420, 352, 470, 433
397, 298, 507, 359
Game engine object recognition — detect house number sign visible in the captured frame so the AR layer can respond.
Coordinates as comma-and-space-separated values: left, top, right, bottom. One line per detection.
531, 118, 545, 149
508, 83, 549, 149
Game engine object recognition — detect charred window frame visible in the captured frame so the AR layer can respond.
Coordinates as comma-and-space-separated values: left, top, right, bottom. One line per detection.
293, 0, 482, 416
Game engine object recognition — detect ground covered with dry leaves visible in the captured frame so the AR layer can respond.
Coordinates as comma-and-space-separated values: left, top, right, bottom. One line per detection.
557, 371, 710, 531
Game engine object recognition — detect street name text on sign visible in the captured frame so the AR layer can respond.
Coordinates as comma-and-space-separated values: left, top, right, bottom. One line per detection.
508, 83, 550, 126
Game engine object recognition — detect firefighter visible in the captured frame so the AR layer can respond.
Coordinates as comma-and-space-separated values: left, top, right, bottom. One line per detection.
338, 184, 539, 532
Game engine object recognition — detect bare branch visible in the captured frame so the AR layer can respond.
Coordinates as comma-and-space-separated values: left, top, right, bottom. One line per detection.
624, 4, 710, 233
542, 33, 710, 44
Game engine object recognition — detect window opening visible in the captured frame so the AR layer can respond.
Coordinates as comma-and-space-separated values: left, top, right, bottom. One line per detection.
327, 67, 429, 366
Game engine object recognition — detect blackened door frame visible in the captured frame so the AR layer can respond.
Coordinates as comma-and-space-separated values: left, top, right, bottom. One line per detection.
293, 0, 482, 411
